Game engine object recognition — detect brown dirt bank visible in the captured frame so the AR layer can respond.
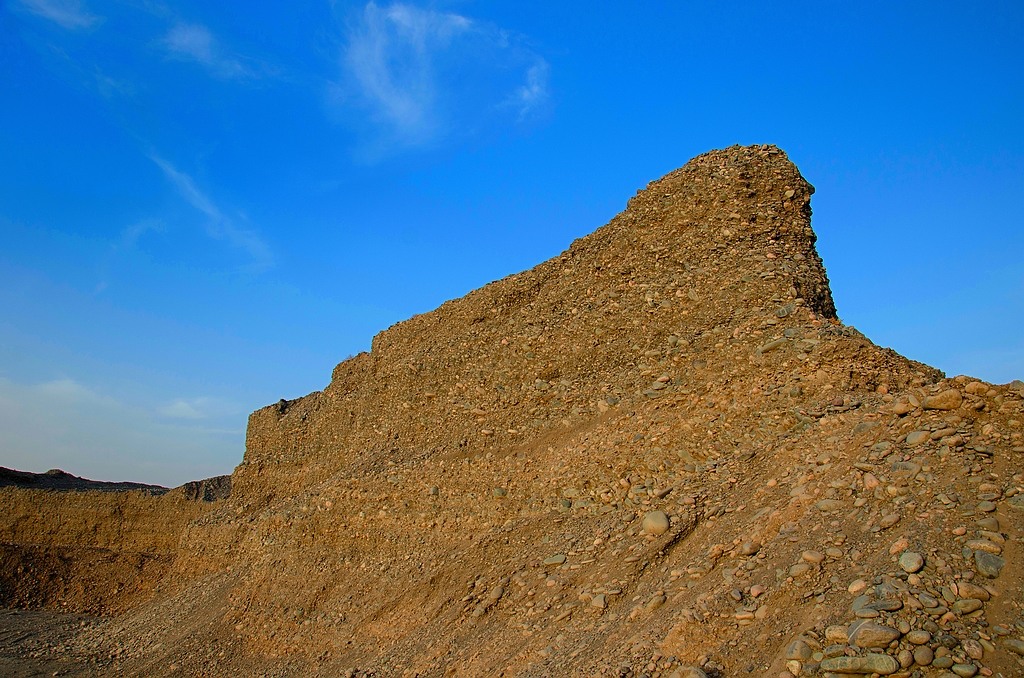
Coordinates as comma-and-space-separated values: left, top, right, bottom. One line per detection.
3, 145, 1022, 677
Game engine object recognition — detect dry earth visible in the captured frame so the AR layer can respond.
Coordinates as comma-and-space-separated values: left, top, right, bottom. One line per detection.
2, 145, 1022, 677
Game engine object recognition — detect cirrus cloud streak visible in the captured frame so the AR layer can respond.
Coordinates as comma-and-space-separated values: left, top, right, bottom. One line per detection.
335, 2, 551, 155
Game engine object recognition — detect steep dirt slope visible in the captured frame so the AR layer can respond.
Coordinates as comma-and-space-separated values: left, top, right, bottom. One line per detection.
4, 145, 1022, 677
0, 478, 227, 615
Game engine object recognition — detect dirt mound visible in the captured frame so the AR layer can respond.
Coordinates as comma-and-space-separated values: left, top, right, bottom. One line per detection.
2, 145, 1022, 677
0, 477, 228, 616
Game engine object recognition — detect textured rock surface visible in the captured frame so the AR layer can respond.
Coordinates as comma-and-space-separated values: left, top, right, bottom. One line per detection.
2, 145, 1022, 677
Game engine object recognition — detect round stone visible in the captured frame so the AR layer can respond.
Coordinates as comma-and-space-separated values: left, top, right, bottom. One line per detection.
789, 562, 812, 577
801, 550, 825, 564
737, 541, 761, 556
641, 510, 670, 535
905, 629, 931, 645
899, 550, 925, 573
906, 430, 930, 445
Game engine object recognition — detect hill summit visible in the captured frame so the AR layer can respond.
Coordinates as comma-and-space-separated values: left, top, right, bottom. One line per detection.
2, 145, 1022, 677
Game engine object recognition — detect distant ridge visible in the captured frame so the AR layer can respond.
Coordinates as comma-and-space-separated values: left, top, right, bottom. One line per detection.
0, 466, 168, 494
0, 466, 232, 501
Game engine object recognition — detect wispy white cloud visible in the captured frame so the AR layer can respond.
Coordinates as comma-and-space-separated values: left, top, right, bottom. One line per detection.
150, 155, 221, 219
120, 218, 164, 249
342, 3, 471, 143
16, 0, 100, 30
159, 399, 205, 419
34, 377, 107, 403
92, 68, 133, 99
335, 2, 551, 154
149, 154, 272, 269
157, 396, 231, 420
161, 22, 252, 79
507, 59, 550, 121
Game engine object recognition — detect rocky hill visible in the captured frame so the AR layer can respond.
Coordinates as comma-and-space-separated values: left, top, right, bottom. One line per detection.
1, 145, 1022, 677
0, 467, 169, 494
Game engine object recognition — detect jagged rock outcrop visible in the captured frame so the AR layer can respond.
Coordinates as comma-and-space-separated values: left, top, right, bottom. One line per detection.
172, 475, 232, 502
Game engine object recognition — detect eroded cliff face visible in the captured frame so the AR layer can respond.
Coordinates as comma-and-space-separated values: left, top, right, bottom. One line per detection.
232, 145, 839, 502
6, 145, 1023, 677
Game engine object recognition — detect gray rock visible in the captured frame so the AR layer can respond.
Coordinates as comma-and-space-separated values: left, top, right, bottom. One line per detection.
737, 541, 761, 556
789, 562, 812, 577
865, 598, 903, 612
853, 421, 879, 434
974, 550, 1005, 578
645, 593, 666, 611
847, 619, 901, 648
785, 638, 812, 660
878, 513, 901, 529
898, 550, 924, 573
976, 515, 1000, 531
961, 638, 984, 660
815, 498, 844, 511
668, 668, 708, 678
952, 598, 983, 615
906, 430, 930, 445
819, 653, 899, 674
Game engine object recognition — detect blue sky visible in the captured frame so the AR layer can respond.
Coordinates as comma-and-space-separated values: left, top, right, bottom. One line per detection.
1, 1, 1021, 485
